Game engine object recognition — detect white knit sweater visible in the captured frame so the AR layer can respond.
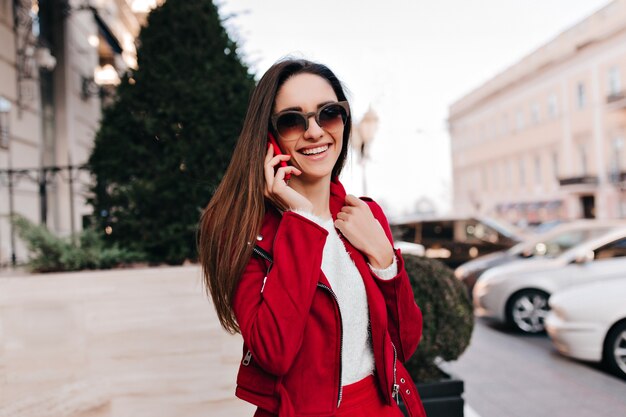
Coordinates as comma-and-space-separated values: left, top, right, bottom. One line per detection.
293, 210, 397, 386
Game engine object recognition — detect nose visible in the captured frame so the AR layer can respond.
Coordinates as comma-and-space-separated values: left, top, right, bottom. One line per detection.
304, 115, 324, 139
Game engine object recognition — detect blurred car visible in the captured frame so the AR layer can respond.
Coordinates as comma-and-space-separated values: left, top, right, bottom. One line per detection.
395, 241, 425, 257
390, 215, 524, 269
455, 219, 626, 299
546, 278, 626, 380
473, 226, 626, 334
530, 219, 568, 234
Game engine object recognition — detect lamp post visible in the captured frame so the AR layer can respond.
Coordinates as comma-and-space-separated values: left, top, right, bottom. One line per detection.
355, 107, 379, 196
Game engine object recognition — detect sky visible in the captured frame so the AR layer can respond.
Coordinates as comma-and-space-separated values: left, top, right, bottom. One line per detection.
216, 0, 614, 219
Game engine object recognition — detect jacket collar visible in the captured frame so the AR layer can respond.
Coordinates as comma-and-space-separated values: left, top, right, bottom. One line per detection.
329, 176, 347, 221
258, 176, 348, 254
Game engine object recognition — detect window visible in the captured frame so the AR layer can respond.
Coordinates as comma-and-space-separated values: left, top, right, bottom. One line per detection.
547, 94, 558, 118
539, 228, 612, 258
552, 151, 559, 180
531, 103, 540, 124
0, 96, 10, 149
492, 164, 499, 190
611, 137, 624, 178
421, 221, 454, 241
534, 155, 542, 184
482, 168, 487, 190
594, 238, 626, 260
487, 122, 494, 140
608, 67, 621, 96
505, 161, 512, 187
501, 114, 508, 136
516, 110, 524, 131
465, 219, 500, 244
579, 143, 588, 175
519, 158, 526, 186
577, 82, 586, 109
395, 224, 417, 243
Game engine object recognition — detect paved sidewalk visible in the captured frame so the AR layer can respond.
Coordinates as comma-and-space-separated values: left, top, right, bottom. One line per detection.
0, 264, 484, 417
0, 265, 255, 417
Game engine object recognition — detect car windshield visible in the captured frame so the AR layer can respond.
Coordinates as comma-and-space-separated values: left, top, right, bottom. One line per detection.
508, 226, 614, 258
479, 217, 524, 241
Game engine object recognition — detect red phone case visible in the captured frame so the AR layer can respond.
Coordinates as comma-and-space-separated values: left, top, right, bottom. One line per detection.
268, 133, 291, 180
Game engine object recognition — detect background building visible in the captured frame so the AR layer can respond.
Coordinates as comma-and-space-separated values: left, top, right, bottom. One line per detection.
448, 0, 626, 226
0, 0, 156, 268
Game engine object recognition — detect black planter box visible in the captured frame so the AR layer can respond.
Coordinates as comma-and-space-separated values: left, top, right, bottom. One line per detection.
399, 372, 464, 417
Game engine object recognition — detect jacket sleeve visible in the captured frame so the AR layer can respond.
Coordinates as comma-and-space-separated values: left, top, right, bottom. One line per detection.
232, 211, 328, 376
364, 199, 423, 363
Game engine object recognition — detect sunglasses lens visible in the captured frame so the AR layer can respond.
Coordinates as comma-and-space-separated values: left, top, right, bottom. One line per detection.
276, 113, 306, 139
318, 104, 348, 131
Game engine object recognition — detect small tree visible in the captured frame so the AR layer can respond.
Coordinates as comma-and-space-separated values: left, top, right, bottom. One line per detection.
403, 255, 474, 382
87, 0, 255, 265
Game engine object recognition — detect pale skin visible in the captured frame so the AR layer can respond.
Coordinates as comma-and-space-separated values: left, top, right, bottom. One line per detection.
263, 73, 394, 270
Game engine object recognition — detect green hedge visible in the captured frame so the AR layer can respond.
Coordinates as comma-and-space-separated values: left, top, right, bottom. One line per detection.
403, 254, 474, 382
10, 214, 147, 273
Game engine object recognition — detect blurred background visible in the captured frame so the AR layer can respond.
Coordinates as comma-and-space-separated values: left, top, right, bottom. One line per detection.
1, 1, 626, 416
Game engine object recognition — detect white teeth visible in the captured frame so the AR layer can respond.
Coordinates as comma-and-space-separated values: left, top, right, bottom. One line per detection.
301, 144, 329, 155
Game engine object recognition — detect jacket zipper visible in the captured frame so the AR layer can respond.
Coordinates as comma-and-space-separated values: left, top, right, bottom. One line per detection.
253, 246, 273, 294
253, 245, 273, 264
391, 342, 399, 405
242, 349, 252, 366
251, 245, 343, 407
242, 245, 275, 364
317, 283, 344, 408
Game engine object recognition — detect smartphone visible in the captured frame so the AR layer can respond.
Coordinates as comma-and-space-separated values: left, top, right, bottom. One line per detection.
268, 132, 291, 180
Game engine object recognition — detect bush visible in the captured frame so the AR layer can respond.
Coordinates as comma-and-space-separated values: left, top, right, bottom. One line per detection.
10, 214, 147, 273
403, 254, 474, 382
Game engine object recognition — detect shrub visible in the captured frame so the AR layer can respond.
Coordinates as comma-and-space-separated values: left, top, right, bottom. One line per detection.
10, 214, 147, 273
403, 254, 474, 382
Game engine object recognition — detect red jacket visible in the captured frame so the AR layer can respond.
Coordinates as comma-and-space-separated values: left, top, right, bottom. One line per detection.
232, 178, 426, 417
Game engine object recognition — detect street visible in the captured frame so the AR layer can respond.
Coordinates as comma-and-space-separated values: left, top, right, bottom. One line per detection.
445, 318, 626, 417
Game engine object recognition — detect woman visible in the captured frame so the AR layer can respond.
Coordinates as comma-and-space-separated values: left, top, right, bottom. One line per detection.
198, 59, 425, 417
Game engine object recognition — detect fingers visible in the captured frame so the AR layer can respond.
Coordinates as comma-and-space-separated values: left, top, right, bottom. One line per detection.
273, 166, 301, 186
264, 145, 275, 189
266, 143, 292, 165
264, 152, 292, 189
345, 194, 366, 207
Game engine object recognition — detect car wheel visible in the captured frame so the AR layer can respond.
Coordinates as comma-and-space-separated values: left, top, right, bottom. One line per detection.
506, 289, 550, 334
603, 322, 626, 380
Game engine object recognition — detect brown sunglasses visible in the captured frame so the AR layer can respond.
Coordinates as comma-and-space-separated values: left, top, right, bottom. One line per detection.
270, 101, 350, 140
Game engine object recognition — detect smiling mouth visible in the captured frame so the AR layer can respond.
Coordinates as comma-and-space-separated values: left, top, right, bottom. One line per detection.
299, 144, 330, 156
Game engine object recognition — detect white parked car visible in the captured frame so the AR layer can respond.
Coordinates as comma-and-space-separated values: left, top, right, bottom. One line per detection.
395, 241, 425, 257
473, 226, 626, 333
455, 219, 625, 299
546, 278, 626, 380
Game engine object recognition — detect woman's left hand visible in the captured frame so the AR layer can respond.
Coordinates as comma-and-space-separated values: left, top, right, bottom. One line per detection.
334, 195, 395, 269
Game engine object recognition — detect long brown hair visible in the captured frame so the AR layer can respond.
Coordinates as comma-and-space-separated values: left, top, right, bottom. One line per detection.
197, 59, 352, 333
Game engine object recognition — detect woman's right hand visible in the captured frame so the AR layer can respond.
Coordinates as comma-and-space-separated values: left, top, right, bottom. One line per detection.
264, 144, 313, 213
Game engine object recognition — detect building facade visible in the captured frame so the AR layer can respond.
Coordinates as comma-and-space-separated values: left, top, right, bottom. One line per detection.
0, 0, 154, 268
448, 0, 626, 226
